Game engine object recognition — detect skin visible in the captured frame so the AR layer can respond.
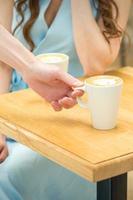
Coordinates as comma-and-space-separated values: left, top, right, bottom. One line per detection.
0, 0, 13, 163
0, 0, 83, 162
71, 0, 131, 75
0, 0, 83, 109
0, 0, 131, 162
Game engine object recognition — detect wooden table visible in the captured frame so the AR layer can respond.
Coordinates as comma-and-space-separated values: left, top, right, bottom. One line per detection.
0, 67, 133, 200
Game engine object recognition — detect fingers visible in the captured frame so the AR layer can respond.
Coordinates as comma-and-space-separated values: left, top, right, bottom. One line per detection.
51, 88, 83, 111
51, 101, 62, 111
0, 146, 9, 163
58, 71, 83, 87
71, 90, 84, 98
51, 96, 77, 111
59, 97, 77, 109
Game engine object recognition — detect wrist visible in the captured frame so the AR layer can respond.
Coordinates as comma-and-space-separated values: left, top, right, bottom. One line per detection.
21, 59, 42, 83
15, 50, 37, 77
8, 37, 37, 75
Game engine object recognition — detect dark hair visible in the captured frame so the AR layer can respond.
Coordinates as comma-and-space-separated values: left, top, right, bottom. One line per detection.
95, 0, 122, 41
13, 0, 122, 51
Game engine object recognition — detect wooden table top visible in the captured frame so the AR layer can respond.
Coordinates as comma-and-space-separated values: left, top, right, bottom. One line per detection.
0, 67, 132, 182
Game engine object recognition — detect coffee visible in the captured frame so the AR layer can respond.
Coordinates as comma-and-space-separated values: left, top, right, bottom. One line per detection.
86, 75, 122, 87
37, 53, 69, 72
38, 53, 67, 63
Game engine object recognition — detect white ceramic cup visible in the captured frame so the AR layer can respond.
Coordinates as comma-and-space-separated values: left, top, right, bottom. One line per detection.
77, 75, 123, 130
37, 53, 69, 72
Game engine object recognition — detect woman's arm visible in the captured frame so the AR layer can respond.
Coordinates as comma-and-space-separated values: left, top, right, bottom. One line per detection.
0, 1, 83, 111
71, 0, 131, 75
0, 63, 12, 93
0, 0, 34, 72
0, 0, 14, 163
0, 62, 11, 162
0, 25, 83, 109
0, 0, 14, 93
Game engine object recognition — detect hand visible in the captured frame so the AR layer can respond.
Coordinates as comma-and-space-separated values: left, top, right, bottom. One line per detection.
0, 135, 8, 163
23, 60, 83, 111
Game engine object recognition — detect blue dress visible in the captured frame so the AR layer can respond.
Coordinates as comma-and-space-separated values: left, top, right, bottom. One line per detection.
0, 1, 97, 199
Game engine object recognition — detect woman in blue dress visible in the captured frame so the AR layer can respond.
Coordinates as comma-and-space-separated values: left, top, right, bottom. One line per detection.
0, 0, 131, 199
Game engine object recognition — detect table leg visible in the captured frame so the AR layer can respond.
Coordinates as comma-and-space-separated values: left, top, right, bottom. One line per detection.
97, 173, 127, 200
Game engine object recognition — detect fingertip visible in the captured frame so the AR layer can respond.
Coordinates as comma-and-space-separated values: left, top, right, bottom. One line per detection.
59, 97, 77, 109
51, 101, 62, 112
71, 90, 84, 98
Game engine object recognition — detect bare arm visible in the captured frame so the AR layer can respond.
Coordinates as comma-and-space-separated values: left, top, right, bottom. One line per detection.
0, 25, 37, 75
0, 1, 37, 76
71, 0, 131, 75
0, 0, 14, 162
0, 1, 83, 112
0, 63, 12, 93
0, 0, 14, 93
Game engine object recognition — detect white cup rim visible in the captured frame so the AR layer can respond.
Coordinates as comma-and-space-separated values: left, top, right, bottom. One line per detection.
36, 53, 69, 63
84, 75, 123, 88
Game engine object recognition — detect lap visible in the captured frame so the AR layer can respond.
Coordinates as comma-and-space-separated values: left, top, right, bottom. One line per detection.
0, 140, 96, 200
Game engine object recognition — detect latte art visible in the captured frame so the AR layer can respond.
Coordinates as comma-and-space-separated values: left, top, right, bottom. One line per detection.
93, 78, 117, 86
86, 75, 122, 87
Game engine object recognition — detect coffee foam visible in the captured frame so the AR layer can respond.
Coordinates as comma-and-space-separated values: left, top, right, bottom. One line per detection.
37, 53, 67, 64
93, 78, 117, 86
40, 56, 63, 63
86, 75, 122, 87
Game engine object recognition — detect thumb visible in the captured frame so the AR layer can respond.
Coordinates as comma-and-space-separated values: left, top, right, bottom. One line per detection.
58, 71, 83, 87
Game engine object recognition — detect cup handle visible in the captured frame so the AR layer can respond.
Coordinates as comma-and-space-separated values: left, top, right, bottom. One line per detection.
75, 85, 89, 109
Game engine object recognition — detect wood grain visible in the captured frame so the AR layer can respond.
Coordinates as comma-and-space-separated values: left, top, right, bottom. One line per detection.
0, 66, 132, 182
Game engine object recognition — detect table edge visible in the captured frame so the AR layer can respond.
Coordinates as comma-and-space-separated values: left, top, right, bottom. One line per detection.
1, 117, 133, 182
